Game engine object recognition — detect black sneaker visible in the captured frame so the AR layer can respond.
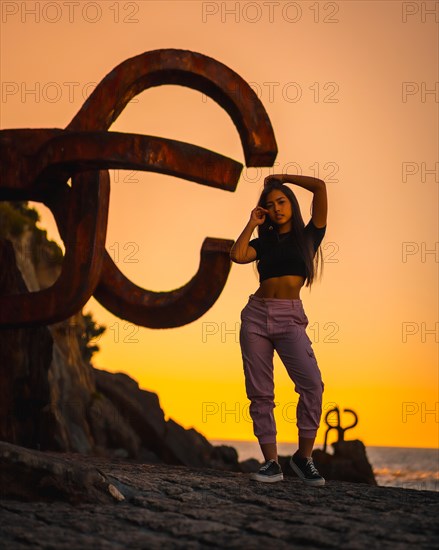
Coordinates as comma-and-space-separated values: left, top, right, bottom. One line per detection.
289, 451, 325, 487
250, 459, 283, 483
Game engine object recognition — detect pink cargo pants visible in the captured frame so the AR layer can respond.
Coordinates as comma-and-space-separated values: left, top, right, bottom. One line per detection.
239, 294, 324, 444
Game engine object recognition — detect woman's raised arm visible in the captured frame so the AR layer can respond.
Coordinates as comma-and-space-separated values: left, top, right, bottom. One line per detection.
265, 174, 327, 229
230, 206, 268, 263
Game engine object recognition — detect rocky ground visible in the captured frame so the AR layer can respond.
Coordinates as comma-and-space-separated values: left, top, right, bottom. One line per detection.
1, 447, 438, 550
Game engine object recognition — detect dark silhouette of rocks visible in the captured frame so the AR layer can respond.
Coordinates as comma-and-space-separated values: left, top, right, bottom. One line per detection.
311, 440, 377, 485
0, 441, 124, 504
0, 442, 437, 549
92, 368, 245, 470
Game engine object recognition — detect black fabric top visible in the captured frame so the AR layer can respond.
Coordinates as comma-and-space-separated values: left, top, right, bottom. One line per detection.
248, 220, 326, 282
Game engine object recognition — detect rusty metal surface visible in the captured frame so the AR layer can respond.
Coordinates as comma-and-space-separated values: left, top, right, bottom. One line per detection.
0, 172, 109, 327
67, 49, 277, 167
0, 49, 277, 329
95, 238, 235, 329
0, 129, 242, 199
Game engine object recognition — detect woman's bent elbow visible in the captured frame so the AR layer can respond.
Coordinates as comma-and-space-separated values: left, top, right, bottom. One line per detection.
230, 249, 246, 263
230, 251, 241, 263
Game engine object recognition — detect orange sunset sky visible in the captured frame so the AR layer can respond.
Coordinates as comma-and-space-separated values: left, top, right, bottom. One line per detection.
1, 1, 437, 450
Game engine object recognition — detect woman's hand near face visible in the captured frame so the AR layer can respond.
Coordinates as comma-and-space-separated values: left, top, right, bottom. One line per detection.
230, 208, 266, 263
250, 206, 269, 226
230, 206, 268, 263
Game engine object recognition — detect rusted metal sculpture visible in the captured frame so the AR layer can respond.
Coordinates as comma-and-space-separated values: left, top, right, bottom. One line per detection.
0, 49, 277, 329
322, 406, 359, 452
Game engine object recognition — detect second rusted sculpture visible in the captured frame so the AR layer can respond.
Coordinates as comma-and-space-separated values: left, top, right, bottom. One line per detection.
323, 406, 359, 453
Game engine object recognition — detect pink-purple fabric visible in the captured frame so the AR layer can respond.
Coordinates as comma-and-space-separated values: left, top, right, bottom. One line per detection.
239, 294, 324, 444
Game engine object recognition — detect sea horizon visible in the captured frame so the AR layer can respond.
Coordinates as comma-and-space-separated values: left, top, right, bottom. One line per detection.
209, 438, 439, 492
209, 438, 439, 451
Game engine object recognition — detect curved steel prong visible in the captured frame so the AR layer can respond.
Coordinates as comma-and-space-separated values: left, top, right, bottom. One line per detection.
0, 171, 109, 328
66, 49, 277, 327
94, 238, 234, 328
68, 48, 277, 166
33, 131, 242, 193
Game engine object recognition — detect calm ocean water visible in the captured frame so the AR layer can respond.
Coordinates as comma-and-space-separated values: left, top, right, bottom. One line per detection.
209, 439, 439, 492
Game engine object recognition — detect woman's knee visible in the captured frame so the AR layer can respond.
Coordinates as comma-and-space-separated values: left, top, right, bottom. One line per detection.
298, 377, 324, 398
249, 396, 276, 417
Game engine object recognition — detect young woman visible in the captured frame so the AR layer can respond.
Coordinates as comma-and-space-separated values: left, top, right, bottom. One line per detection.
230, 174, 327, 486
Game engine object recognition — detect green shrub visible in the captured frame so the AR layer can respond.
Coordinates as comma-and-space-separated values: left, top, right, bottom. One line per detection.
0, 202, 36, 237
0, 201, 63, 265
80, 312, 107, 362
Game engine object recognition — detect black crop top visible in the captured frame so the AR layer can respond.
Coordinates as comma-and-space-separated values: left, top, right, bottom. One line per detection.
248, 220, 326, 282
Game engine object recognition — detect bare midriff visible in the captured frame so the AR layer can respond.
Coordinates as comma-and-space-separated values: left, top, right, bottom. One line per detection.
253, 275, 305, 299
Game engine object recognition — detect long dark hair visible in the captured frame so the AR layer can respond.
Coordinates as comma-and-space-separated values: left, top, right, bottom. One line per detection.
256, 180, 324, 288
